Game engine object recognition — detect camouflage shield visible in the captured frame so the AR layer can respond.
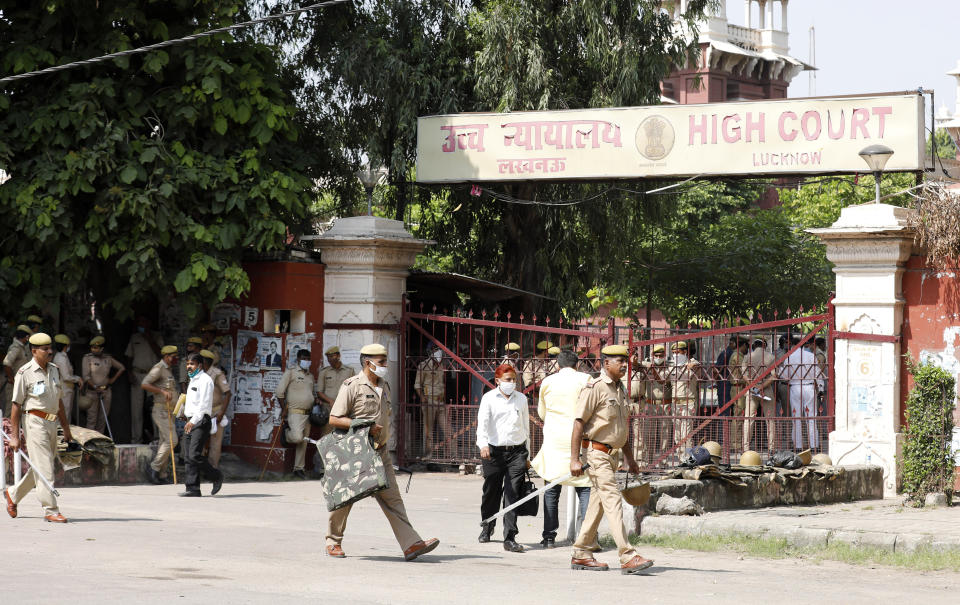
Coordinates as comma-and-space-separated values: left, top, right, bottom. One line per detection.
316, 419, 390, 511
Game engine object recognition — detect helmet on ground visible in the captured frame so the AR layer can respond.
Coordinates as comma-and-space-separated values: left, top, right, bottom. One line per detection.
739, 450, 762, 466
811, 453, 833, 466
702, 441, 722, 463
797, 449, 813, 465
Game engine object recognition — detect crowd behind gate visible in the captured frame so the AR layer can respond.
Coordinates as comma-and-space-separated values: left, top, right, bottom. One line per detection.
400, 330, 830, 468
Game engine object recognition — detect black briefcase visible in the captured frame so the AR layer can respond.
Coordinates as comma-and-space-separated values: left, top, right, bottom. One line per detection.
516, 471, 539, 517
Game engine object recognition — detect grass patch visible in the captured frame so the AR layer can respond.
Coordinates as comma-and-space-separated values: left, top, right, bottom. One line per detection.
597, 532, 960, 572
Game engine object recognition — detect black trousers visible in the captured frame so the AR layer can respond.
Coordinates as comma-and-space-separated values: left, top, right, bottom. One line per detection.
480, 443, 528, 541
184, 415, 221, 491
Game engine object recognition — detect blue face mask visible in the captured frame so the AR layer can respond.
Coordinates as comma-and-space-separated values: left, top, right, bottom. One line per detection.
299, 360, 311, 370
188, 368, 200, 378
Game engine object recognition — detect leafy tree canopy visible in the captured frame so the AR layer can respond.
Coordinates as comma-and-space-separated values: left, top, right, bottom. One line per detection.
0, 0, 316, 320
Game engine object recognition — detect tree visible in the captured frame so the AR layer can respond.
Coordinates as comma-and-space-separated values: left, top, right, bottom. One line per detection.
0, 1, 315, 320
779, 172, 917, 230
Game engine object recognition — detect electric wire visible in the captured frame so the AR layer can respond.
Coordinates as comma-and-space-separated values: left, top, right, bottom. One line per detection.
0, 0, 347, 85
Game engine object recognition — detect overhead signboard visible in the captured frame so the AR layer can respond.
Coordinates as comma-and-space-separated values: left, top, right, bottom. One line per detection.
415, 94, 925, 183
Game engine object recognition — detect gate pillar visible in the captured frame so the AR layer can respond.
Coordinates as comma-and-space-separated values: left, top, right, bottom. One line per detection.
315, 216, 430, 451
811, 203, 915, 496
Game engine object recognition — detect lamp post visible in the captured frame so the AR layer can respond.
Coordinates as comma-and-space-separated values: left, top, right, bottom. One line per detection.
858, 144, 894, 204
355, 166, 388, 216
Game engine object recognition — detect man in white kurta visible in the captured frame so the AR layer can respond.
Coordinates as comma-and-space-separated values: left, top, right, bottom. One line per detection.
530, 351, 592, 548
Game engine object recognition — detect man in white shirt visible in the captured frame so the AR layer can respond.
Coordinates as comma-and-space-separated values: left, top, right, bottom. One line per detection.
782, 336, 824, 450
179, 353, 223, 497
476, 364, 530, 553
530, 351, 592, 548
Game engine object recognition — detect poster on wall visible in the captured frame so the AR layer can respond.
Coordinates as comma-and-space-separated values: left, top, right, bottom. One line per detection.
212, 303, 241, 331
236, 330, 262, 371
285, 333, 314, 369
233, 371, 263, 414
262, 370, 283, 394
258, 336, 284, 369
256, 396, 282, 442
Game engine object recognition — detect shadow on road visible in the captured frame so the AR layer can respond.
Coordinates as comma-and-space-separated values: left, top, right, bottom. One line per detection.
211, 494, 280, 498
357, 553, 502, 563
69, 517, 161, 523
639, 565, 735, 575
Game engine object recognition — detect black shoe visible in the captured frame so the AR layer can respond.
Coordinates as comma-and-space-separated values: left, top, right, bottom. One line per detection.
211, 473, 223, 496
293, 470, 307, 480
179, 490, 201, 497
478, 524, 493, 543
503, 539, 525, 553
540, 537, 556, 549
146, 468, 161, 485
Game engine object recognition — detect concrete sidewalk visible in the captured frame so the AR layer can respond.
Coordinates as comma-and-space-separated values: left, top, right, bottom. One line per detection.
639, 496, 960, 552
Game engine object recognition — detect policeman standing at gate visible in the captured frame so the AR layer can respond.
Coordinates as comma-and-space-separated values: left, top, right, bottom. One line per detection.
82, 336, 125, 435
316, 346, 355, 412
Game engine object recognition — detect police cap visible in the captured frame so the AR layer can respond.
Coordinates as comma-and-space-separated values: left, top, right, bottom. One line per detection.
360, 343, 388, 356
90, 336, 106, 346
161, 345, 178, 356
54, 334, 70, 345
29, 333, 52, 346
325, 346, 340, 355
200, 349, 216, 360
601, 344, 629, 357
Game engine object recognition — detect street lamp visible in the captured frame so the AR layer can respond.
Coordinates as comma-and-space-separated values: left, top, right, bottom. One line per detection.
858, 144, 894, 204
355, 166, 388, 216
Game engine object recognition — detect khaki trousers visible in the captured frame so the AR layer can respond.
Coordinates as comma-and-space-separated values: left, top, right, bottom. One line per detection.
573, 448, 637, 564
8, 413, 60, 515
208, 419, 225, 468
743, 391, 777, 451
632, 401, 670, 467
284, 412, 311, 471
326, 448, 421, 551
85, 388, 112, 435
422, 398, 453, 456
129, 370, 148, 443
150, 403, 178, 474
672, 398, 698, 446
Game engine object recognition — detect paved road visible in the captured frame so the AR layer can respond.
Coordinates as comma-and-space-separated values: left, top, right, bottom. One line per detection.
3, 474, 959, 604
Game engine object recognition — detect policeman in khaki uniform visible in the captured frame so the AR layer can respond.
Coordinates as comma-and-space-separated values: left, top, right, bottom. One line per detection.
522, 340, 555, 390
414, 345, 451, 458
570, 344, 654, 575
199, 324, 222, 367
325, 343, 439, 561
82, 336, 125, 435
277, 348, 317, 479
179, 336, 203, 392
4, 333, 75, 523
200, 350, 231, 468
627, 345, 672, 467
141, 345, 180, 484
52, 334, 83, 423
3, 325, 33, 418
316, 346, 355, 412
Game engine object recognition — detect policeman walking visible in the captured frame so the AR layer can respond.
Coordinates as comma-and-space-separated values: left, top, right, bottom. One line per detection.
324, 343, 439, 561
570, 344, 654, 574
276, 348, 317, 479
200, 349, 231, 469
4, 333, 74, 523
141, 345, 180, 484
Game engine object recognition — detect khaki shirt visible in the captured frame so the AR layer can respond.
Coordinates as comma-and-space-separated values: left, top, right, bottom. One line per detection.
634, 360, 672, 403
276, 367, 316, 410
13, 359, 62, 414
142, 360, 177, 409
82, 353, 124, 387
413, 358, 445, 402
317, 364, 355, 403
125, 332, 163, 373
208, 365, 231, 414
574, 372, 629, 449
3, 339, 30, 375
743, 348, 777, 399
331, 372, 391, 449
522, 357, 557, 388
670, 357, 701, 403
204, 341, 223, 367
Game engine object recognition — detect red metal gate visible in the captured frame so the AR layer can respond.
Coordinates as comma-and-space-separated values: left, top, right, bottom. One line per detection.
397, 300, 837, 471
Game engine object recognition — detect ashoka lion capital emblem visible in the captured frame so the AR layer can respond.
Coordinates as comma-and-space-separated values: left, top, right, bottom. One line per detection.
635, 115, 675, 161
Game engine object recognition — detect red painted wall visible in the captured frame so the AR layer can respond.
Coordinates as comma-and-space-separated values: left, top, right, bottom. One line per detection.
900, 254, 960, 490
222, 260, 325, 473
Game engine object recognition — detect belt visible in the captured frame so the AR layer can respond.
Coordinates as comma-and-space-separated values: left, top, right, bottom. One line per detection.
581, 439, 613, 454
288, 408, 309, 415
27, 409, 58, 422
490, 442, 526, 451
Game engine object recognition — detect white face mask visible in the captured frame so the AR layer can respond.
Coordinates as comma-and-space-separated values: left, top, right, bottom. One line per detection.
432, 349, 443, 361
673, 353, 688, 365
370, 363, 389, 379
299, 360, 311, 370
498, 381, 516, 396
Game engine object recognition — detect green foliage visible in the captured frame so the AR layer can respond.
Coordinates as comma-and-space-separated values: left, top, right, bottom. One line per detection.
0, 1, 313, 319
927, 128, 957, 160
901, 358, 956, 505
779, 173, 916, 230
